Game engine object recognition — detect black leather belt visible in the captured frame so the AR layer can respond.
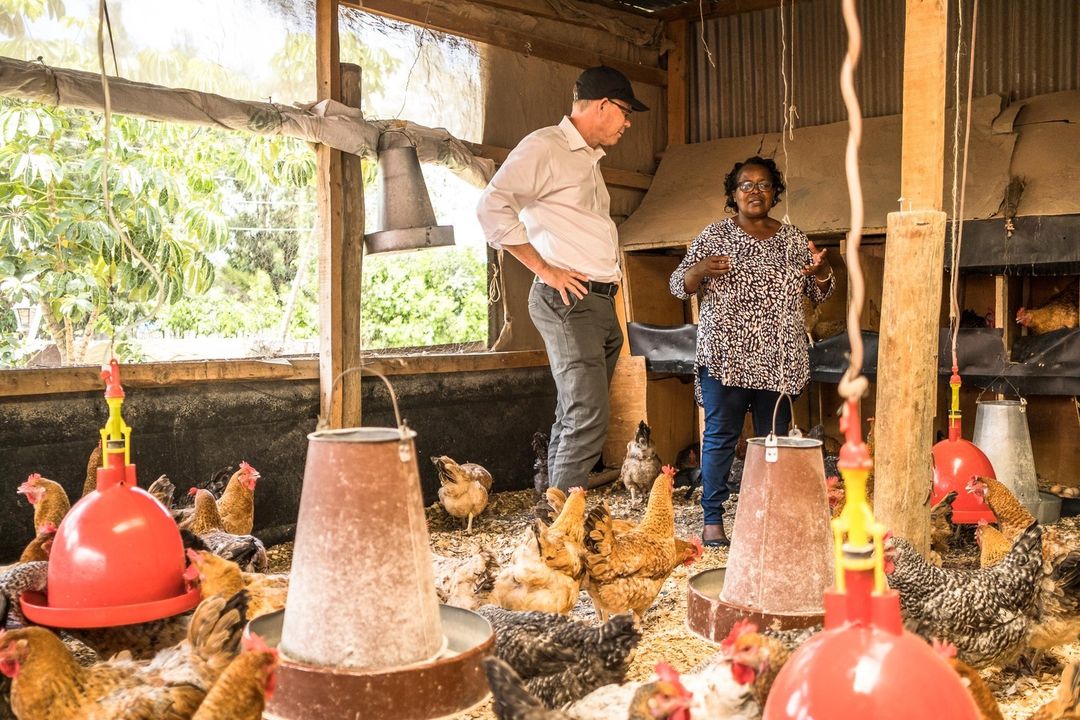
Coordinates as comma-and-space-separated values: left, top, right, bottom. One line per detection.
534, 277, 619, 297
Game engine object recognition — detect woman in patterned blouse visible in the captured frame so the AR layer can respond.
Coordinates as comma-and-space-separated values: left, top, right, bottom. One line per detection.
669, 156, 834, 546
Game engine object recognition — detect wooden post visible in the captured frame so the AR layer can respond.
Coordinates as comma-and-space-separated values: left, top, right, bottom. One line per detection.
316, 0, 363, 428
874, 211, 947, 549
872, 0, 949, 551
666, 18, 688, 147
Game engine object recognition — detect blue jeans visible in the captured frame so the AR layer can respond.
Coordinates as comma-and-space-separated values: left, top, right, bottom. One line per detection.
698, 366, 794, 525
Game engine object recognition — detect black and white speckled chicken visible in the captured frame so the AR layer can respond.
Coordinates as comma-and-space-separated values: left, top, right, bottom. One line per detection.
476, 606, 640, 709
532, 433, 550, 498
0, 562, 47, 630
884, 521, 1044, 668
620, 421, 661, 504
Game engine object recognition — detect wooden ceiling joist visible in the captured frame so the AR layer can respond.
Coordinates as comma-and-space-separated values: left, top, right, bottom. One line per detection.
655, 0, 809, 22
347, 0, 668, 86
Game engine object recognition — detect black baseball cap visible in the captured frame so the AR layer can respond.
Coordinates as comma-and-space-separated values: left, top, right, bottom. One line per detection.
574, 66, 649, 112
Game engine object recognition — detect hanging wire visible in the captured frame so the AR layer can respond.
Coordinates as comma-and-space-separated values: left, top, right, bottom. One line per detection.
393, 2, 435, 119
698, 0, 717, 68
779, 0, 792, 226
950, 0, 980, 371
838, 0, 868, 402
96, 0, 167, 349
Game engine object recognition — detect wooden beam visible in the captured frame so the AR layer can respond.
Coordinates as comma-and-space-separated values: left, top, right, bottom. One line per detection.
464, 141, 653, 190
316, 0, 350, 429
657, 0, 809, 22
339, 63, 365, 428
899, 0, 947, 210
0, 352, 551, 398
874, 210, 947, 552
471, 0, 659, 24
665, 18, 688, 147
347, 0, 668, 87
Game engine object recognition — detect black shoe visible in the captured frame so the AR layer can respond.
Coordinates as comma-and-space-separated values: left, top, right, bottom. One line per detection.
702, 524, 730, 547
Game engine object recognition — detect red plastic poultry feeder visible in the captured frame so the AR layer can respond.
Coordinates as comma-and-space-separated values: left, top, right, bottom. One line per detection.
21, 359, 199, 628
930, 372, 996, 524
764, 399, 979, 720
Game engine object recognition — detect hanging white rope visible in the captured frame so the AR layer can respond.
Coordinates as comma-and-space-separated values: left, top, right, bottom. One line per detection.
949, 0, 980, 371
698, 0, 717, 68
838, 0, 868, 402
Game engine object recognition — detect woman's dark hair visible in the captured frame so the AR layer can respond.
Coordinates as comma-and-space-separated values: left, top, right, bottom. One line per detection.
723, 156, 785, 212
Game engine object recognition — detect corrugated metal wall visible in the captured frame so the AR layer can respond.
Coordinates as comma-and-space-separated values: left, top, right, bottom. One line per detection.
689, 0, 1080, 142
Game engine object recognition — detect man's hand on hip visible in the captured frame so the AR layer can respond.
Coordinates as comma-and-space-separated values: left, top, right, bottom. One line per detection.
539, 265, 589, 305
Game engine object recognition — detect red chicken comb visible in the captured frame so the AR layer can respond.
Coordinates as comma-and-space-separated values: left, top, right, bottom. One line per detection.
661, 465, 677, 477
683, 537, 704, 565
188, 487, 200, 497
932, 638, 958, 659
721, 618, 759, 653
654, 661, 681, 684
826, 475, 840, 488
243, 632, 278, 656
239, 461, 261, 479
17, 473, 42, 492
568, 486, 586, 495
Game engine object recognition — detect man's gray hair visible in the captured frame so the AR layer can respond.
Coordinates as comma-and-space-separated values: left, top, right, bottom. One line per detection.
572, 98, 599, 114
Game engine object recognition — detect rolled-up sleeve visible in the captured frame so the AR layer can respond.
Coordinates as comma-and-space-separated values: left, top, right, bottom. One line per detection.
476, 136, 551, 249
669, 224, 717, 300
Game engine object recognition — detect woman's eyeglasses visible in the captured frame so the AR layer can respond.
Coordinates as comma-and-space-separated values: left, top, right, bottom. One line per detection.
737, 180, 775, 192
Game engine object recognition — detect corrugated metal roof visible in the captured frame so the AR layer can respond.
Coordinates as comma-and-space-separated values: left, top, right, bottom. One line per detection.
689, 0, 1080, 141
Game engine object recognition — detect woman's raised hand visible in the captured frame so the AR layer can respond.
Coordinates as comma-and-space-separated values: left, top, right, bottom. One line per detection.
696, 255, 732, 278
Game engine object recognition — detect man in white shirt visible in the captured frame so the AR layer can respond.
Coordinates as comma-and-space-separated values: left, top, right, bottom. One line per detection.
477, 66, 648, 491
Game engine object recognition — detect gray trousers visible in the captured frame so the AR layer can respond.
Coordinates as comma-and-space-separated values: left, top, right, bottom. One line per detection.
529, 282, 624, 491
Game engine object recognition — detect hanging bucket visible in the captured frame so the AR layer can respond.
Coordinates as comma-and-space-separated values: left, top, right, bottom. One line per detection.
972, 399, 1039, 516
690, 396, 833, 639
279, 373, 443, 670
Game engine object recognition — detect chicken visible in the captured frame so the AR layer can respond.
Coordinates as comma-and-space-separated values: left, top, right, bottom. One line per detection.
672, 443, 701, 494
932, 639, 1004, 720
1017, 278, 1079, 335
0, 563, 48, 630
433, 455, 492, 532
541, 488, 703, 573
491, 487, 587, 615
0, 590, 248, 720
826, 475, 845, 519
185, 550, 287, 620
16, 474, 70, 531
180, 489, 268, 573
583, 467, 678, 624
620, 420, 662, 504
190, 633, 278, 720
532, 432, 550, 498
148, 474, 176, 510
721, 619, 792, 708
17, 524, 55, 564
483, 657, 697, 720
1030, 659, 1080, 720
476, 606, 640, 708
216, 462, 260, 536
929, 490, 959, 556
431, 549, 499, 610
884, 522, 1044, 668
969, 476, 1080, 654
82, 443, 103, 497
975, 520, 1011, 568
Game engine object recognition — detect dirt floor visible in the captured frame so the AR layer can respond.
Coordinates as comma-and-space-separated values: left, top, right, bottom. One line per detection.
267, 484, 1080, 719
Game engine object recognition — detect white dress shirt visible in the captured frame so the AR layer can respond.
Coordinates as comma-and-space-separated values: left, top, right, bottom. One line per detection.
476, 116, 621, 282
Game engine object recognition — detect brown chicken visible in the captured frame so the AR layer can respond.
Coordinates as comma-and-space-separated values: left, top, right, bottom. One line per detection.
1030, 660, 1080, 720
17, 524, 56, 564
180, 489, 268, 573
491, 487, 587, 614
722, 619, 793, 709
975, 520, 1011, 568
82, 443, 103, 497
16, 474, 70, 531
1017, 278, 1079, 335
431, 548, 499, 610
433, 455, 492, 532
620, 420, 662, 505
190, 633, 278, 720
216, 462, 260, 536
583, 467, 679, 624
930, 490, 959, 557
932, 639, 1004, 720
0, 591, 247, 720
148, 474, 176, 510
186, 550, 288, 620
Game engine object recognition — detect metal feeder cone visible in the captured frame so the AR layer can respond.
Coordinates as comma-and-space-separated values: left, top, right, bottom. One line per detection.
931, 370, 996, 524
764, 400, 980, 720
21, 359, 199, 628
712, 397, 833, 635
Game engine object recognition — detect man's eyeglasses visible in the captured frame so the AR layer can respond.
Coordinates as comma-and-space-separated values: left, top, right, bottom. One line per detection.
737, 180, 775, 193
608, 99, 633, 120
